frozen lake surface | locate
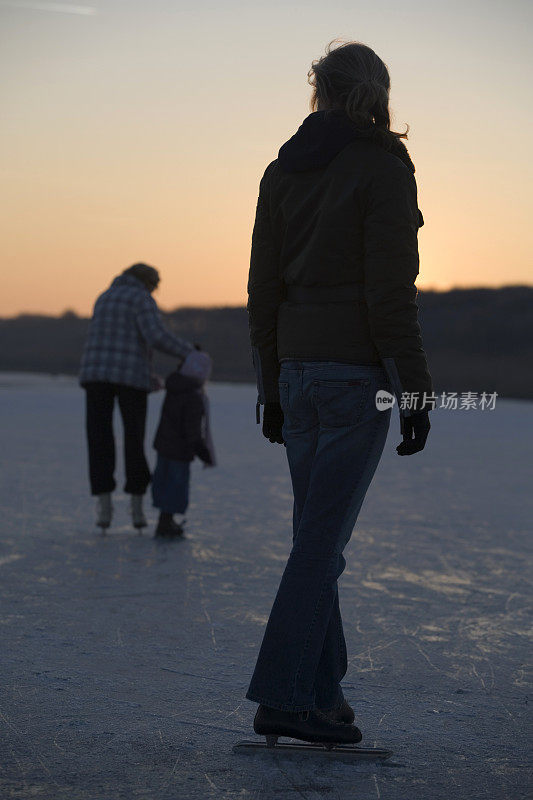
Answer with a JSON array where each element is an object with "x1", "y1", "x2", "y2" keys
[{"x1": 0, "y1": 373, "x2": 531, "y2": 799}]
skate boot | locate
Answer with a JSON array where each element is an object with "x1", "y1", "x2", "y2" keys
[
  {"x1": 154, "y1": 513, "x2": 184, "y2": 539},
  {"x1": 319, "y1": 699, "x2": 355, "y2": 725},
  {"x1": 253, "y1": 705, "x2": 362, "y2": 746},
  {"x1": 96, "y1": 493, "x2": 112, "y2": 529},
  {"x1": 130, "y1": 494, "x2": 147, "y2": 529}
]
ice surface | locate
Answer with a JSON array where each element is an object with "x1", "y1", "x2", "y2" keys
[{"x1": 0, "y1": 374, "x2": 531, "y2": 799}]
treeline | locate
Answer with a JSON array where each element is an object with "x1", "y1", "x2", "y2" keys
[{"x1": 0, "y1": 286, "x2": 531, "y2": 399}]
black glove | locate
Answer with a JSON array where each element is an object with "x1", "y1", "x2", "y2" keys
[
  {"x1": 397, "y1": 410, "x2": 431, "y2": 456},
  {"x1": 262, "y1": 402, "x2": 285, "y2": 445}
]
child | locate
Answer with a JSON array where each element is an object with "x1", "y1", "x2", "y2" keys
[{"x1": 151, "y1": 349, "x2": 216, "y2": 537}]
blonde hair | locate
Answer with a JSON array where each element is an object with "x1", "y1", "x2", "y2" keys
[{"x1": 308, "y1": 40, "x2": 409, "y2": 150}]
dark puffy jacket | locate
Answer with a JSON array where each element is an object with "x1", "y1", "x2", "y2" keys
[
  {"x1": 247, "y1": 109, "x2": 433, "y2": 418},
  {"x1": 153, "y1": 372, "x2": 212, "y2": 463}
]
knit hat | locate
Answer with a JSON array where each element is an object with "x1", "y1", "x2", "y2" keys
[{"x1": 180, "y1": 350, "x2": 212, "y2": 384}]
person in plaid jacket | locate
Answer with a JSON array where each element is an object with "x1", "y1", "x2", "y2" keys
[{"x1": 79, "y1": 262, "x2": 194, "y2": 530}]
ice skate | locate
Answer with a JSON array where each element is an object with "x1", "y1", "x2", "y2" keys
[
  {"x1": 154, "y1": 513, "x2": 184, "y2": 539},
  {"x1": 232, "y1": 705, "x2": 392, "y2": 762},
  {"x1": 95, "y1": 493, "x2": 112, "y2": 529},
  {"x1": 319, "y1": 698, "x2": 355, "y2": 725},
  {"x1": 253, "y1": 705, "x2": 362, "y2": 745},
  {"x1": 130, "y1": 494, "x2": 147, "y2": 529}
]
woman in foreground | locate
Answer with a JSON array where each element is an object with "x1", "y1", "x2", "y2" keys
[{"x1": 246, "y1": 40, "x2": 433, "y2": 746}]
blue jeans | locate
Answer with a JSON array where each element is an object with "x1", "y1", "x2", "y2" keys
[
  {"x1": 246, "y1": 361, "x2": 392, "y2": 712},
  {"x1": 151, "y1": 455, "x2": 190, "y2": 514}
]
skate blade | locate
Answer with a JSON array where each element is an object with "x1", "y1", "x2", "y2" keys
[{"x1": 232, "y1": 740, "x2": 392, "y2": 762}]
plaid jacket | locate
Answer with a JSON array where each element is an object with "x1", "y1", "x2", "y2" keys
[{"x1": 79, "y1": 274, "x2": 193, "y2": 391}]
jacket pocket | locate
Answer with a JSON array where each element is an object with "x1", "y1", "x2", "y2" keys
[{"x1": 313, "y1": 378, "x2": 370, "y2": 428}]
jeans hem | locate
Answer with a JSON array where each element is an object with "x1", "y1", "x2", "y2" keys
[
  {"x1": 316, "y1": 694, "x2": 346, "y2": 711},
  {"x1": 245, "y1": 690, "x2": 314, "y2": 713},
  {"x1": 152, "y1": 504, "x2": 188, "y2": 515}
]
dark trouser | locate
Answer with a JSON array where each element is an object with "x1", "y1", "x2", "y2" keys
[
  {"x1": 84, "y1": 382, "x2": 151, "y2": 496},
  {"x1": 246, "y1": 361, "x2": 392, "y2": 712}
]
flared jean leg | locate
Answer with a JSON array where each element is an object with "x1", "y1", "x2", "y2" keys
[
  {"x1": 285, "y1": 420, "x2": 347, "y2": 711},
  {"x1": 246, "y1": 399, "x2": 391, "y2": 711},
  {"x1": 309, "y1": 419, "x2": 390, "y2": 710},
  {"x1": 312, "y1": 573, "x2": 347, "y2": 710},
  {"x1": 312, "y1": 487, "x2": 369, "y2": 709}
]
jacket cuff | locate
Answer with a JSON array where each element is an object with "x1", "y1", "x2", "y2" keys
[
  {"x1": 251, "y1": 344, "x2": 281, "y2": 422},
  {"x1": 381, "y1": 356, "x2": 435, "y2": 416},
  {"x1": 251, "y1": 345, "x2": 266, "y2": 405}
]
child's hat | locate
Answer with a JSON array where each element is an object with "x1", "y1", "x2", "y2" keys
[{"x1": 180, "y1": 349, "x2": 212, "y2": 383}]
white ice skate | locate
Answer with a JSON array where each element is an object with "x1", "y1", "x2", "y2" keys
[
  {"x1": 130, "y1": 494, "x2": 147, "y2": 529},
  {"x1": 96, "y1": 493, "x2": 113, "y2": 530}
]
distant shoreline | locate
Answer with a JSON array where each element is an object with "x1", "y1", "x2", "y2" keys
[{"x1": 2, "y1": 284, "x2": 532, "y2": 322}]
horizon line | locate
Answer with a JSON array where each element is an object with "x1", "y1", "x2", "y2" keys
[{"x1": 2, "y1": 283, "x2": 532, "y2": 321}]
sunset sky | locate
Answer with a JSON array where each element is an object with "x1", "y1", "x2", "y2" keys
[{"x1": 1, "y1": 0, "x2": 531, "y2": 317}]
